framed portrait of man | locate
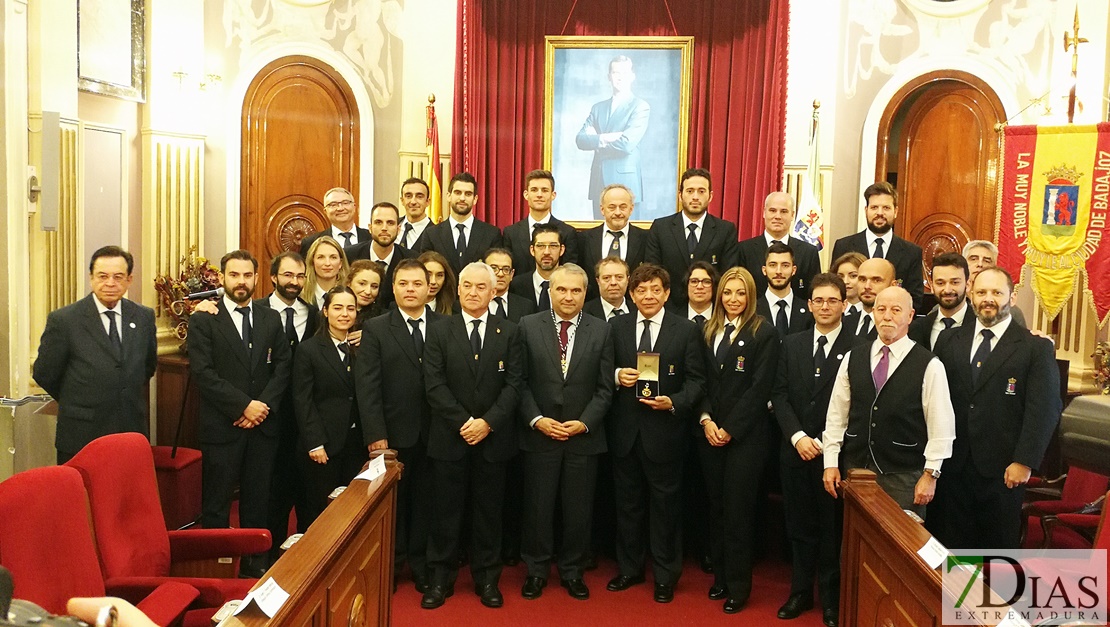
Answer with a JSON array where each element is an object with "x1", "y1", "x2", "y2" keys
[
  {"x1": 78, "y1": 0, "x2": 146, "y2": 101},
  {"x1": 544, "y1": 36, "x2": 694, "y2": 226}
]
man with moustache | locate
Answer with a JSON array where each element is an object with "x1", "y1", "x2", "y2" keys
[
  {"x1": 607, "y1": 264, "x2": 705, "y2": 603},
  {"x1": 484, "y1": 248, "x2": 536, "y2": 324},
  {"x1": 830, "y1": 182, "x2": 924, "y2": 309},
  {"x1": 421, "y1": 263, "x2": 523, "y2": 610},
  {"x1": 645, "y1": 168, "x2": 739, "y2": 307},
  {"x1": 509, "y1": 225, "x2": 564, "y2": 312},
  {"x1": 580, "y1": 184, "x2": 648, "y2": 300},
  {"x1": 399, "y1": 177, "x2": 433, "y2": 250},
  {"x1": 357, "y1": 259, "x2": 445, "y2": 592},
  {"x1": 737, "y1": 192, "x2": 821, "y2": 297},
  {"x1": 846, "y1": 258, "x2": 896, "y2": 344},
  {"x1": 345, "y1": 202, "x2": 411, "y2": 309},
  {"x1": 188, "y1": 250, "x2": 292, "y2": 577},
  {"x1": 517, "y1": 264, "x2": 614, "y2": 601},
  {"x1": 756, "y1": 242, "x2": 814, "y2": 338},
  {"x1": 931, "y1": 268, "x2": 1059, "y2": 550},
  {"x1": 503, "y1": 170, "x2": 579, "y2": 273},
  {"x1": 908, "y1": 253, "x2": 974, "y2": 350},
  {"x1": 417, "y1": 172, "x2": 503, "y2": 276},
  {"x1": 300, "y1": 187, "x2": 371, "y2": 255},
  {"x1": 771, "y1": 273, "x2": 851, "y2": 627},
  {"x1": 822, "y1": 286, "x2": 955, "y2": 516},
  {"x1": 584, "y1": 256, "x2": 631, "y2": 320}
]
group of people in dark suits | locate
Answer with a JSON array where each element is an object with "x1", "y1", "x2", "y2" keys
[{"x1": 32, "y1": 172, "x2": 1061, "y2": 625}]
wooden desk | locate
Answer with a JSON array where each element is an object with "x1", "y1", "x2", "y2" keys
[
  {"x1": 155, "y1": 354, "x2": 199, "y2": 449},
  {"x1": 222, "y1": 461, "x2": 401, "y2": 627}
]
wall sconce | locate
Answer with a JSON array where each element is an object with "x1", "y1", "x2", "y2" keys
[{"x1": 171, "y1": 68, "x2": 223, "y2": 92}]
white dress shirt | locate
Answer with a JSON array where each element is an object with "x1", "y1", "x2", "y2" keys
[
  {"x1": 403, "y1": 310, "x2": 428, "y2": 342},
  {"x1": 765, "y1": 290, "x2": 796, "y2": 326},
  {"x1": 682, "y1": 212, "x2": 705, "y2": 244},
  {"x1": 402, "y1": 216, "x2": 432, "y2": 249},
  {"x1": 223, "y1": 296, "x2": 252, "y2": 342},
  {"x1": 269, "y1": 293, "x2": 309, "y2": 341},
  {"x1": 93, "y1": 297, "x2": 124, "y2": 341},
  {"x1": 864, "y1": 230, "x2": 893, "y2": 258},
  {"x1": 930, "y1": 300, "x2": 968, "y2": 348},
  {"x1": 688, "y1": 303, "x2": 712, "y2": 321},
  {"x1": 602, "y1": 225, "x2": 631, "y2": 260},
  {"x1": 602, "y1": 298, "x2": 629, "y2": 319},
  {"x1": 763, "y1": 232, "x2": 789, "y2": 247},
  {"x1": 489, "y1": 293, "x2": 510, "y2": 318},
  {"x1": 970, "y1": 314, "x2": 1013, "y2": 362},
  {"x1": 461, "y1": 310, "x2": 488, "y2": 347},
  {"x1": 330, "y1": 225, "x2": 359, "y2": 246},
  {"x1": 448, "y1": 214, "x2": 475, "y2": 249}
]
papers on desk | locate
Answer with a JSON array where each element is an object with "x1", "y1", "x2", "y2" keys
[
  {"x1": 353, "y1": 454, "x2": 386, "y2": 482},
  {"x1": 233, "y1": 578, "x2": 290, "y2": 618},
  {"x1": 917, "y1": 535, "x2": 948, "y2": 570}
]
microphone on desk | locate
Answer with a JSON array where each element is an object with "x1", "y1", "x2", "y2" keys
[{"x1": 186, "y1": 287, "x2": 225, "y2": 300}]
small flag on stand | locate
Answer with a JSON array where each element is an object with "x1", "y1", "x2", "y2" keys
[
  {"x1": 426, "y1": 95, "x2": 443, "y2": 223},
  {"x1": 794, "y1": 100, "x2": 825, "y2": 249}
]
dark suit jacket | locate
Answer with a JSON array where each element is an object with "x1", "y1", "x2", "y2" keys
[
  {"x1": 831, "y1": 231, "x2": 924, "y2": 309},
  {"x1": 503, "y1": 217, "x2": 580, "y2": 273},
  {"x1": 343, "y1": 243, "x2": 413, "y2": 308},
  {"x1": 908, "y1": 304, "x2": 975, "y2": 350},
  {"x1": 517, "y1": 311, "x2": 614, "y2": 456},
  {"x1": 756, "y1": 296, "x2": 814, "y2": 336},
  {"x1": 424, "y1": 315, "x2": 522, "y2": 463},
  {"x1": 609, "y1": 311, "x2": 705, "y2": 463},
  {"x1": 292, "y1": 334, "x2": 358, "y2": 456},
  {"x1": 702, "y1": 317, "x2": 780, "y2": 440},
  {"x1": 579, "y1": 224, "x2": 647, "y2": 300},
  {"x1": 933, "y1": 322, "x2": 1060, "y2": 478},
  {"x1": 645, "y1": 213, "x2": 739, "y2": 306},
  {"x1": 771, "y1": 327, "x2": 855, "y2": 460},
  {"x1": 583, "y1": 297, "x2": 629, "y2": 321},
  {"x1": 300, "y1": 226, "x2": 372, "y2": 257},
  {"x1": 575, "y1": 96, "x2": 650, "y2": 204},
  {"x1": 356, "y1": 308, "x2": 445, "y2": 449},
  {"x1": 509, "y1": 272, "x2": 555, "y2": 309},
  {"x1": 416, "y1": 217, "x2": 503, "y2": 276},
  {"x1": 188, "y1": 303, "x2": 293, "y2": 444},
  {"x1": 490, "y1": 292, "x2": 536, "y2": 324},
  {"x1": 254, "y1": 295, "x2": 319, "y2": 344},
  {"x1": 33, "y1": 295, "x2": 158, "y2": 455},
  {"x1": 737, "y1": 235, "x2": 822, "y2": 297}
]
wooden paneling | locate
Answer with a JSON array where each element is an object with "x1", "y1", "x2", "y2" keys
[{"x1": 154, "y1": 354, "x2": 198, "y2": 449}]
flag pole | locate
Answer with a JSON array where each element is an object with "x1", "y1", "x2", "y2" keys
[{"x1": 426, "y1": 94, "x2": 443, "y2": 223}]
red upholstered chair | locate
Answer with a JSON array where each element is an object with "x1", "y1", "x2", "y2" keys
[
  {"x1": 0, "y1": 465, "x2": 199, "y2": 626},
  {"x1": 1023, "y1": 467, "x2": 1109, "y2": 548},
  {"x1": 151, "y1": 445, "x2": 203, "y2": 530},
  {"x1": 65, "y1": 433, "x2": 269, "y2": 608}
]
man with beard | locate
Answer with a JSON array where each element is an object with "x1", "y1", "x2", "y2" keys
[
  {"x1": 830, "y1": 183, "x2": 924, "y2": 309},
  {"x1": 188, "y1": 250, "x2": 292, "y2": 577},
  {"x1": 399, "y1": 178, "x2": 433, "y2": 250},
  {"x1": 737, "y1": 192, "x2": 821, "y2": 297},
  {"x1": 503, "y1": 170, "x2": 579, "y2": 273},
  {"x1": 756, "y1": 242, "x2": 814, "y2": 338},
  {"x1": 961, "y1": 240, "x2": 1027, "y2": 328},
  {"x1": 417, "y1": 172, "x2": 503, "y2": 276},
  {"x1": 909, "y1": 253, "x2": 974, "y2": 350},
  {"x1": 584, "y1": 256, "x2": 631, "y2": 320},
  {"x1": 300, "y1": 187, "x2": 371, "y2": 255},
  {"x1": 846, "y1": 258, "x2": 895, "y2": 344},
  {"x1": 345, "y1": 202, "x2": 412, "y2": 309},
  {"x1": 509, "y1": 224, "x2": 564, "y2": 312},
  {"x1": 931, "y1": 268, "x2": 1059, "y2": 549},
  {"x1": 484, "y1": 248, "x2": 536, "y2": 323},
  {"x1": 822, "y1": 286, "x2": 955, "y2": 516},
  {"x1": 645, "y1": 168, "x2": 739, "y2": 308},
  {"x1": 579, "y1": 184, "x2": 648, "y2": 300}
]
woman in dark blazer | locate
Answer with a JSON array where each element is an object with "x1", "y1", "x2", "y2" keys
[
  {"x1": 293, "y1": 286, "x2": 366, "y2": 525},
  {"x1": 346, "y1": 259, "x2": 386, "y2": 347},
  {"x1": 697, "y1": 266, "x2": 781, "y2": 614}
]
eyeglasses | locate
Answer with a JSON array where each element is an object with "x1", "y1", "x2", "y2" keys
[
  {"x1": 278, "y1": 272, "x2": 307, "y2": 281},
  {"x1": 688, "y1": 278, "x2": 713, "y2": 287},
  {"x1": 325, "y1": 200, "x2": 355, "y2": 209},
  {"x1": 810, "y1": 298, "x2": 843, "y2": 307},
  {"x1": 489, "y1": 265, "x2": 513, "y2": 275},
  {"x1": 532, "y1": 243, "x2": 562, "y2": 251}
]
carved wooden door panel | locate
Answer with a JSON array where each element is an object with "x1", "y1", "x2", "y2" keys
[
  {"x1": 241, "y1": 55, "x2": 360, "y2": 294},
  {"x1": 878, "y1": 74, "x2": 1004, "y2": 279}
]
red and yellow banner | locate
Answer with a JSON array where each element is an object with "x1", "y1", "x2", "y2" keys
[
  {"x1": 998, "y1": 123, "x2": 1110, "y2": 327},
  {"x1": 426, "y1": 101, "x2": 443, "y2": 223}
]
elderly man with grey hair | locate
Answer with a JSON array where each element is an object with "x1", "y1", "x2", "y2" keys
[
  {"x1": 960, "y1": 240, "x2": 1026, "y2": 327},
  {"x1": 579, "y1": 184, "x2": 648, "y2": 300}
]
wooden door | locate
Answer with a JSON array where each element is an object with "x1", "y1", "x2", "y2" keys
[
  {"x1": 877, "y1": 73, "x2": 1005, "y2": 279},
  {"x1": 241, "y1": 55, "x2": 360, "y2": 293}
]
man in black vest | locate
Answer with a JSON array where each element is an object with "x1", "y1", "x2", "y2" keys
[{"x1": 821, "y1": 286, "x2": 955, "y2": 516}]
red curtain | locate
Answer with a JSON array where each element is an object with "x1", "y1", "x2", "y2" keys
[{"x1": 451, "y1": 0, "x2": 789, "y2": 239}]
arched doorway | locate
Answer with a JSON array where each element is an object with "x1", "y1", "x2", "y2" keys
[
  {"x1": 240, "y1": 55, "x2": 360, "y2": 294},
  {"x1": 876, "y1": 70, "x2": 1005, "y2": 278}
]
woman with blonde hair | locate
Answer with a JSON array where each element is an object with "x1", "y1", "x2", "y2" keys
[
  {"x1": 303, "y1": 236, "x2": 350, "y2": 306},
  {"x1": 417, "y1": 250, "x2": 456, "y2": 315},
  {"x1": 697, "y1": 266, "x2": 781, "y2": 614}
]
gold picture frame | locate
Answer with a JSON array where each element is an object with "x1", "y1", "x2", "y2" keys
[
  {"x1": 544, "y1": 36, "x2": 694, "y2": 229},
  {"x1": 78, "y1": 0, "x2": 146, "y2": 102}
]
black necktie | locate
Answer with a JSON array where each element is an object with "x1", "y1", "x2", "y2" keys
[
  {"x1": 339, "y1": 232, "x2": 354, "y2": 248},
  {"x1": 638, "y1": 320, "x2": 652, "y2": 352},
  {"x1": 872, "y1": 238, "x2": 885, "y2": 259},
  {"x1": 814, "y1": 335, "x2": 828, "y2": 378},
  {"x1": 235, "y1": 306, "x2": 252, "y2": 351},
  {"x1": 409, "y1": 318, "x2": 423, "y2": 358},
  {"x1": 775, "y1": 301, "x2": 789, "y2": 337},
  {"x1": 857, "y1": 315, "x2": 872, "y2": 339},
  {"x1": 686, "y1": 224, "x2": 698, "y2": 258},
  {"x1": 470, "y1": 320, "x2": 482, "y2": 359},
  {"x1": 105, "y1": 311, "x2": 121, "y2": 357},
  {"x1": 942, "y1": 317, "x2": 956, "y2": 330},
  {"x1": 284, "y1": 307, "x2": 298, "y2": 346},
  {"x1": 402, "y1": 222, "x2": 414, "y2": 248},
  {"x1": 971, "y1": 328, "x2": 995, "y2": 385},
  {"x1": 494, "y1": 296, "x2": 506, "y2": 319},
  {"x1": 338, "y1": 341, "x2": 350, "y2": 367},
  {"x1": 609, "y1": 230, "x2": 623, "y2": 258},
  {"x1": 455, "y1": 224, "x2": 467, "y2": 259},
  {"x1": 693, "y1": 314, "x2": 706, "y2": 325},
  {"x1": 716, "y1": 323, "x2": 735, "y2": 366},
  {"x1": 539, "y1": 280, "x2": 550, "y2": 310},
  {"x1": 611, "y1": 307, "x2": 625, "y2": 319}
]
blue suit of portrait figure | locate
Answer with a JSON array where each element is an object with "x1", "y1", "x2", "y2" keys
[{"x1": 575, "y1": 55, "x2": 650, "y2": 209}]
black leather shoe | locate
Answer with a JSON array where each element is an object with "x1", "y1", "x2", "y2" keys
[
  {"x1": 521, "y1": 576, "x2": 546, "y2": 599},
  {"x1": 476, "y1": 583, "x2": 503, "y2": 608},
  {"x1": 412, "y1": 574, "x2": 430, "y2": 594},
  {"x1": 561, "y1": 578, "x2": 590, "y2": 600},
  {"x1": 823, "y1": 607, "x2": 839, "y2": 627},
  {"x1": 699, "y1": 554, "x2": 714, "y2": 574},
  {"x1": 723, "y1": 597, "x2": 747, "y2": 614},
  {"x1": 778, "y1": 592, "x2": 814, "y2": 619},
  {"x1": 653, "y1": 583, "x2": 674, "y2": 603},
  {"x1": 708, "y1": 584, "x2": 727, "y2": 600},
  {"x1": 606, "y1": 574, "x2": 645, "y2": 591},
  {"x1": 420, "y1": 585, "x2": 453, "y2": 610}
]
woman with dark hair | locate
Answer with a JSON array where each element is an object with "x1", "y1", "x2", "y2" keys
[
  {"x1": 697, "y1": 266, "x2": 781, "y2": 614},
  {"x1": 345, "y1": 260, "x2": 386, "y2": 347},
  {"x1": 292, "y1": 286, "x2": 365, "y2": 525},
  {"x1": 418, "y1": 250, "x2": 456, "y2": 315}
]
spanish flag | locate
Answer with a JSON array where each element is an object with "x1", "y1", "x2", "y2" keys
[
  {"x1": 998, "y1": 123, "x2": 1110, "y2": 326},
  {"x1": 427, "y1": 101, "x2": 443, "y2": 223}
]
